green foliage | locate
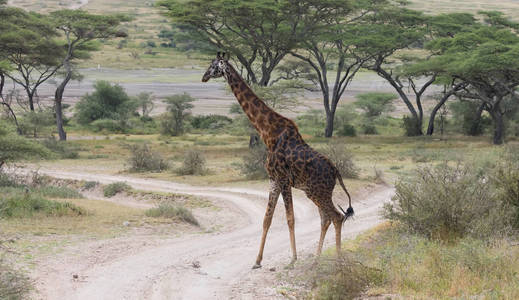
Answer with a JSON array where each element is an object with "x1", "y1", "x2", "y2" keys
[
  {"x1": 176, "y1": 150, "x2": 207, "y2": 176},
  {"x1": 402, "y1": 115, "x2": 422, "y2": 136},
  {"x1": 36, "y1": 186, "x2": 83, "y2": 199},
  {"x1": 384, "y1": 163, "x2": 512, "y2": 240},
  {"x1": 322, "y1": 141, "x2": 359, "y2": 179},
  {"x1": 0, "y1": 121, "x2": 52, "y2": 164},
  {"x1": 145, "y1": 203, "x2": 199, "y2": 226},
  {"x1": 40, "y1": 137, "x2": 79, "y2": 159},
  {"x1": 336, "y1": 124, "x2": 357, "y2": 137},
  {"x1": 449, "y1": 101, "x2": 491, "y2": 136},
  {"x1": 103, "y1": 182, "x2": 131, "y2": 197},
  {"x1": 361, "y1": 124, "x2": 378, "y2": 135},
  {"x1": 82, "y1": 181, "x2": 99, "y2": 190},
  {"x1": 126, "y1": 143, "x2": 169, "y2": 172},
  {"x1": 190, "y1": 114, "x2": 232, "y2": 130},
  {"x1": 18, "y1": 110, "x2": 55, "y2": 137},
  {"x1": 239, "y1": 143, "x2": 268, "y2": 180},
  {"x1": 90, "y1": 118, "x2": 125, "y2": 133},
  {"x1": 0, "y1": 187, "x2": 85, "y2": 218},
  {"x1": 133, "y1": 92, "x2": 154, "y2": 117},
  {"x1": 75, "y1": 81, "x2": 137, "y2": 127},
  {"x1": 160, "y1": 93, "x2": 195, "y2": 136},
  {"x1": 354, "y1": 92, "x2": 396, "y2": 118}
]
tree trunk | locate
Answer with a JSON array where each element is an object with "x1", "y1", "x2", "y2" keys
[
  {"x1": 54, "y1": 59, "x2": 72, "y2": 141},
  {"x1": 468, "y1": 103, "x2": 485, "y2": 136},
  {"x1": 325, "y1": 111, "x2": 334, "y2": 138},
  {"x1": 489, "y1": 107, "x2": 505, "y2": 145}
]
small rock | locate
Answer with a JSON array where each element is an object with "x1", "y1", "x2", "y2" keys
[
  {"x1": 72, "y1": 274, "x2": 79, "y2": 279},
  {"x1": 192, "y1": 261, "x2": 201, "y2": 268},
  {"x1": 269, "y1": 267, "x2": 276, "y2": 272},
  {"x1": 123, "y1": 221, "x2": 130, "y2": 227}
]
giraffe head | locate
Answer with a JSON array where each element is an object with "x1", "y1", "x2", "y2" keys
[{"x1": 201, "y1": 52, "x2": 229, "y2": 82}]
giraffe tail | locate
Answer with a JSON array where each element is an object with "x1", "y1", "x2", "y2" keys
[{"x1": 336, "y1": 170, "x2": 354, "y2": 221}]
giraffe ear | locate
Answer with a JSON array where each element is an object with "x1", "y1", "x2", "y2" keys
[{"x1": 216, "y1": 52, "x2": 221, "y2": 59}]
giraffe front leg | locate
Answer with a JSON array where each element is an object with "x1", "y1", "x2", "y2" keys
[
  {"x1": 253, "y1": 181, "x2": 280, "y2": 269},
  {"x1": 282, "y1": 187, "x2": 297, "y2": 267}
]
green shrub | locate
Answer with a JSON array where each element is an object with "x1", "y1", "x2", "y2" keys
[
  {"x1": 239, "y1": 143, "x2": 268, "y2": 180},
  {"x1": 383, "y1": 163, "x2": 512, "y2": 240},
  {"x1": 176, "y1": 150, "x2": 207, "y2": 175},
  {"x1": 160, "y1": 93, "x2": 195, "y2": 136},
  {"x1": 75, "y1": 81, "x2": 137, "y2": 126},
  {"x1": 361, "y1": 124, "x2": 378, "y2": 135},
  {"x1": 126, "y1": 143, "x2": 169, "y2": 172},
  {"x1": 491, "y1": 148, "x2": 519, "y2": 227},
  {"x1": 18, "y1": 110, "x2": 54, "y2": 137},
  {"x1": 145, "y1": 203, "x2": 199, "y2": 226},
  {"x1": 0, "y1": 259, "x2": 31, "y2": 299},
  {"x1": 336, "y1": 124, "x2": 356, "y2": 137},
  {"x1": 41, "y1": 138, "x2": 79, "y2": 159},
  {"x1": 322, "y1": 141, "x2": 359, "y2": 179},
  {"x1": 190, "y1": 114, "x2": 232, "y2": 130},
  {"x1": 103, "y1": 182, "x2": 131, "y2": 197},
  {"x1": 82, "y1": 181, "x2": 99, "y2": 190},
  {"x1": 90, "y1": 119, "x2": 125, "y2": 133},
  {"x1": 402, "y1": 115, "x2": 422, "y2": 136},
  {"x1": 0, "y1": 187, "x2": 85, "y2": 218}
]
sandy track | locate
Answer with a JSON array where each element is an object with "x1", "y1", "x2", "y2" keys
[{"x1": 33, "y1": 169, "x2": 393, "y2": 299}]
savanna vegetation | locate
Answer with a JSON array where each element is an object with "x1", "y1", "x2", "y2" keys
[{"x1": 1, "y1": 0, "x2": 519, "y2": 298}]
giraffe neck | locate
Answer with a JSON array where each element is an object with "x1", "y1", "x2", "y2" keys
[{"x1": 223, "y1": 62, "x2": 294, "y2": 149}]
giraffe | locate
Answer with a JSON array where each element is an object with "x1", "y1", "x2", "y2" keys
[{"x1": 202, "y1": 52, "x2": 354, "y2": 269}]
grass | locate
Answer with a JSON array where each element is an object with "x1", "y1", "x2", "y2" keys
[
  {"x1": 0, "y1": 258, "x2": 31, "y2": 300},
  {"x1": 344, "y1": 224, "x2": 519, "y2": 299},
  {"x1": 145, "y1": 203, "x2": 199, "y2": 226},
  {"x1": 0, "y1": 187, "x2": 85, "y2": 218}
]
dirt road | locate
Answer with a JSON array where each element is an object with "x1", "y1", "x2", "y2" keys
[{"x1": 32, "y1": 169, "x2": 393, "y2": 299}]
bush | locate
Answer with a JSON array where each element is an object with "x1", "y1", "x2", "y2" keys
[
  {"x1": 361, "y1": 124, "x2": 378, "y2": 135},
  {"x1": 190, "y1": 114, "x2": 232, "y2": 130},
  {"x1": 126, "y1": 143, "x2": 169, "y2": 172},
  {"x1": 383, "y1": 163, "x2": 512, "y2": 240},
  {"x1": 0, "y1": 259, "x2": 31, "y2": 299},
  {"x1": 491, "y1": 148, "x2": 519, "y2": 227},
  {"x1": 0, "y1": 187, "x2": 85, "y2": 218},
  {"x1": 309, "y1": 254, "x2": 380, "y2": 300},
  {"x1": 354, "y1": 92, "x2": 396, "y2": 118},
  {"x1": 90, "y1": 119, "x2": 125, "y2": 133},
  {"x1": 19, "y1": 110, "x2": 54, "y2": 137},
  {"x1": 145, "y1": 203, "x2": 199, "y2": 225},
  {"x1": 336, "y1": 124, "x2": 357, "y2": 137},
  {"x1": 402, "y1": 115, "x2": 422, "y2": 136},
  {"x1": 239, "y1": 143, "x2": 268, "y2": 180},
  {"x1": 0, "y1": 124, "x2": 52, "y2": 165},
  {"x1": 103, "y1": 182, "x2": 131, "y2": 197},
  {"x1": 82, "y1": 181, "x2": 99, "y2": 190},
  {"x1": 75, "y1": 81, "x2": 137, "y2": 127},
  {"x1": 160, "y1": 93, "x2": 195, "y2": 136},
  {"x1": 322, "y1": 141, "x2": 359, "y2": 179},
  {"x1": 41, "y1": 137, "x2": 79, "y2": 159},
  {"x1": 176, "y1": 150, "x2": 207, "y2": 175}
]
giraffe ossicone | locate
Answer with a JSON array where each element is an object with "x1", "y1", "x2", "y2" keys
[{"x1": 202, "y1": 52, "x2": 354, "y2": 269}]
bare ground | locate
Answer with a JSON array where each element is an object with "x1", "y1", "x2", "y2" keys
[{"x1": 27, "y1": 168, "x2": 393, "y2": 299}]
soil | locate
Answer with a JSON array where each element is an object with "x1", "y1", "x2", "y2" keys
[{"x1": 29, "y1": 168, "x2": 394, "y2": 299}]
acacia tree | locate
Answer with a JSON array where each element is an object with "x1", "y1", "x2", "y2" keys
[
  {"x1": 289, "y1": 0, "x2": 383, "y2": 137},
  {"x1": 361, "y1": 8, "x2": 476, "y2": 135},
  {"x1": 0, "y1": 7, "x2": 63, "y2": 111},
  {"x1": 51, "y1": 10, "x2": 128, "y2": 140},
  {"x1": 413, "y1": 12, "x2": 519, "y2": 144}
]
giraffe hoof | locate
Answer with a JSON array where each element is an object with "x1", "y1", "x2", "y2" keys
[{"x1": 252, "y1": 263, "x2": 262, "y2": 269}]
